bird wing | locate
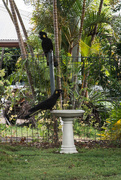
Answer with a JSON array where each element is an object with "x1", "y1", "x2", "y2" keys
[
  {"x1": 24, "y1": 96, "x2": 57, "y2": 119},
  {"x1": 28, "y1": 94, "x2": 58, "y2": 113},
  {"x1": 24, "y1": 90, "x2": 62, "y2": 119},
  {"x1": 42, "y1": 38, "x2": 53, "y2": 53}
]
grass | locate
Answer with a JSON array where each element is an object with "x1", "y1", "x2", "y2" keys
[{"x1": 0, "y1": 144, "x2": 121, "y2": 180}]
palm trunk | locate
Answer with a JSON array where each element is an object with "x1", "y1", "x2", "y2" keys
[
  {"x1": 13, "y1": 0, "x2": 34, "y2": 57},
  {"x1": 76, "y1": 0, "x2": 86, "y2": 58},
  {"x1": 2, "y1": 0, "x2": 13, "y2": 20},
  {"x1": 53, "y1": 0, "x2": 62, "y2": 144},
  {"x1": 73, "y1": 0, "x2": 86, "y2": 107},
  {"x1": 3, "y1": 0, "x2": 34, "y2": 57},
  {"x1": 53, "y1": 0, "x2": 61, "y2": 90},
  {"x1": 9, "y1": 0, "x2": 35, "y2": 99},
  {"x1": 0, "y1": 48, "x2": 4, "y2": 70},
  {"x1": 53, "y1": 0, "x2": 62, "y2": 105}
]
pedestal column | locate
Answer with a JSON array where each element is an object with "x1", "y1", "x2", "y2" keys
[{"x1": 60, "y1": 117, "x2": 77, "y2": 154}]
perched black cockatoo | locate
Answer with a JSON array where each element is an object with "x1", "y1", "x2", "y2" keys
[
  {"x1": 39, "y1": 31, "x2": 58, "y2": 67},
  {"x1": 24, "y1": 89, "x2": 63, "y2": 119}
]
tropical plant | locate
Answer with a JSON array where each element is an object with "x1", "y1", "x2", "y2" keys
[
  {"x1": 0, "y1": 69, "x2": 10, "y2": 105},
  {"x1": 100, "y1": 103, "x2": 121, "y2": 140}
]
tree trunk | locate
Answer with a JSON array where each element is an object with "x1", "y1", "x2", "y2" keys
[
  {"x1": 53, "y1": 0, "x2": 62, "y2": 144},
  {"x1": 9, "y1": 0, "x2": 35, "y2": 99},
  {"x1": 13, "y1": 0, "x2": 34, "y2": 57},
  {"x1": 2, "y1": 0, "x2": 13, "y2": 20},
  {"x1": 53, "y1": 0, "x2": 61, "y2": 89},
  {"x1": 0, "y1": 48, "x2": 4, "y2": 70},
  {"x1": 76, "y1": 0, "x2": 86, "y2": 58},
  {"x1": 53, "y1": 0, "x2": 62, "y2": 104},
  {"x1": 72, "y1": 0, "x2": 86, "y2": 107},
  {"x1": 3, "y1": 0, "x2": 34, "y2": 57}
]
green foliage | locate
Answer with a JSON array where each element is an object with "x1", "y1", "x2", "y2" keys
[
  {"x1": 27, "y1": 34, "x2": 42, "y2": 53},
  {"x1": 73, "y1": 118, "x2": 100, "y2": 139},
  {"x1": 0, "y1": 69, "x2": 10, "y2": 107},
  {"x1": 100, "y1": 103, "x2": 121, "y2": 140},
  {"x1": 36, "y1": 110, "x2": 54, "y2": 138},
  {"x1": 116, "y1": 42, "x2": 121, "y2": 56},
  {"x1": 79, "y1": 39, "x2": 100, "y2": 56},
  {"x1": 1, "y1": 48, "x2": 20, "y2": 77},
  {"x1": 0, "y1": 124, "x2": 41, "y2": 140},
  {"x1": 83, "y1": 56, "x2": 121, "y2": 97}
]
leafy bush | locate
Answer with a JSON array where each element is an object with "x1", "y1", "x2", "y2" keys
[
  {"x1": 73, "y1": 118, "x2": 100, "y2": 139},
  {"x1": 0, "y1": 69, "x2": 10, "y2": 107},
  {"x1": 100, "y1": 103, "x2": 121, "y2": 140}
]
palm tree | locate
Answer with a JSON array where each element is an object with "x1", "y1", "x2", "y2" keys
[
  {"x1": 13, "y1": 0, "x2": 34, "y2": 56},
  {"x1": 2, "y1": 0, "x2": 13, "y2": 20},
  {"x1": 84, "y1": 0, "x2": 103, "y2": 97},
  {"x1": 53, "y1": 0, "x2": 61, "y2": 90},
  {"x1": 71, "y1": 0, "x2": 86, "y2": 107},
  {"x1": 0, "y1": 48, "x2": 4, "y2": 70},
  {"x1": 82, "y1": 0, "x2": 104, "y2": 98},
  {"x1": 53, "y1": 0, "x2": 62, "y2": 144},
  {"x1": 9, "y1": 0, "x2": 35, "y2": 99},
  {"x1": 53, "y1": 0, "x2": 63, "y2": 110},
  {"x1": 76, "y1": 0, "x2": 86, "y2": 58},
  {"x1": 2, "y1": 0, "x2": 34, "y2": 56}
]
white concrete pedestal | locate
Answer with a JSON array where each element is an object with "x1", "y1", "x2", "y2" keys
[{"x1": 51, "y1": 110, "x2": 85, "y2": 154}]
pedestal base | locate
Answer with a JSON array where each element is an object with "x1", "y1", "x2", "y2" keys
[{"x1": 60, "y1": 145, "x2": 78, "y2": 154}]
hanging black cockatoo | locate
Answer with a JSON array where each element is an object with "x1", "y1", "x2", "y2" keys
[
  {"x1": 24, "y1": 89, "x2": 63, "y2": 119},
  {"x1": 39, "y1": 31, "x2": 58, "y2": 67}
]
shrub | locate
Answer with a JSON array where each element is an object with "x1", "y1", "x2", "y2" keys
[{"x1": 100, "y1": 103, "x2": 121, "y2": 140}]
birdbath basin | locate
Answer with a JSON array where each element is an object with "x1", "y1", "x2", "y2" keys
[{"x1": 51, "y1": 110, "x2": 85, "y2": 154}]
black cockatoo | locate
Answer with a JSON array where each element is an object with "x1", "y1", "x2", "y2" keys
[
  {"x1": 39, "y1": 31, "x2": 58, "y2": 67},
  {"x1": 24, "y1": 89, "x2": 63, "y2": 119}
]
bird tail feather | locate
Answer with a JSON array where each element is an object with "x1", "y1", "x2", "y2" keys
[
  {"x1": 28, "y1": 106, "x2": 39, "y2": 112},
  {"x1": 24, "y1": 109, "x2": 41, "y2": 119},
  {"x1": 24, "y1": 113, "x2": 31, "y2": 119}
]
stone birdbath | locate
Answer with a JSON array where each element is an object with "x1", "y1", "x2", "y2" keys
[{"x1": 51, "y1": 110, "x2": 85, "y2": 154}]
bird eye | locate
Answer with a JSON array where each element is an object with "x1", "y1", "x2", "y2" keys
[
  {"x1": 43, "y1": 35, "x2": 46, "y2": 38},
  {"x1": 55, "y1": 91, "x2": 58, "y2": 94}
]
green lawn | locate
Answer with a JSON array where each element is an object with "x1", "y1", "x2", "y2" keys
[{"x1": 0, "y1": 144, "x2": 121, "y2": 180}]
